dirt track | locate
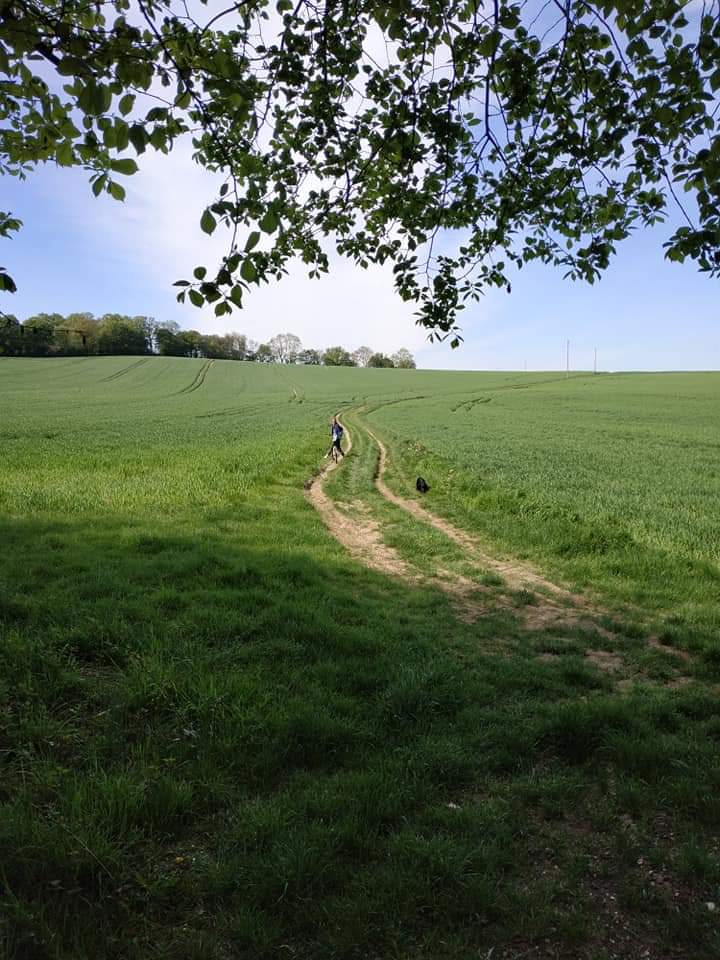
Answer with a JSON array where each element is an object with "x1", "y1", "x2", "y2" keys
[
  {"x1": 306, "y1": 417, "x2": 620, "y2": 636},
  {"x1": 305, "y1": 424, "x2": 417, "y2": 580},
  {"x1": 304, "y1": 414, "x2": 700, "y2": 690},
  {"x1": 365, "y1": 427, "x2": 619, "y2": 634}
]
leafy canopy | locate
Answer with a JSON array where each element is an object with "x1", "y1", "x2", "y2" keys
[
  {"x1": 1, "y1": 0, "x2": 719, "y2": 341},
  {"x1": 322, "y1": 345, "x2": 356, "y2": 366}
]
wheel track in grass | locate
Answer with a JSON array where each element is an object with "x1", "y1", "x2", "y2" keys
[
  {"x1": 306, "y1": 413, "x2": 695, "y2": 684},
  {"x1": 174, "y1": 359, "x2": 215, "y2": 395},
  {"x1": 447, "y1": 372, "x2": 636, "y2": 413},
  {"x1": 449, "y1": 373, "x2": 588, "y2": 412},
  {"x1": 100, "y1": 357, "x2": 151, "y2": 383},
  {"x1": 364, "y1": 423, "x2": 615, "y2": 634},
  {"x1": 305, "y1": 422, "x2": 416, "y2": 581},
  {"x1": 364, "y1": 420, "x2": 700, "y2": 679},
  {"x1": 305, "y1": 415, "x2": 602, "y2": 630}
]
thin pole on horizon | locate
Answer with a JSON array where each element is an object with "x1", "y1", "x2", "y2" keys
[
  {"x1": 594, "y1": 347, "x2": 597, "y2": 374},
  {"x1": 566, "y1": 339, "x2": 570, "y2": 378}
]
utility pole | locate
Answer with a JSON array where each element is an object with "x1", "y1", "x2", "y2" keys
[
  {"x1": 566, "y1": 339, "x2": 570, "y2": 378},
  {"x1": 594, "y1": 347, "x2": 597, "y2": 374}
]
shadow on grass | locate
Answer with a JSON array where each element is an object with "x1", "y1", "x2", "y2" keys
[{"x1": 2, "y1": 512, "x2": 720, "y2": 960}]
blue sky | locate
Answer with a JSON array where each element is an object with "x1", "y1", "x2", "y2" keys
[{"x1": 4, "y1": 145, "x2": 718, "y2": 371}]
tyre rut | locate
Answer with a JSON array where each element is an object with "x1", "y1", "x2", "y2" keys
[
  {"x1": 175, "y1": 359, "x2": 215, "y2": 395},
  {"x1": 305, "y1": 420, "x2": 522, "y2": 623},
  {"x1": 365, "y1": 424, "x2": 615, "y2": 635},
  {"x1": 305, "y1": 423, "x2": 416, "y2": 580},
  {"x1": 306, "y1": 415, "x2": 693, "y2": 686},
  {"x1": 101, "y1": 358, "x2": 150, "y2": 382}
]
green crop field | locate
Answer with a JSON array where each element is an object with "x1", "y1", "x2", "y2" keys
[
  {"x1": 368, "y1": 371, "x2": 720, "y2": 655},
  {"x1": 1, "y1": 357, "x2": 719, "y2": 960}
]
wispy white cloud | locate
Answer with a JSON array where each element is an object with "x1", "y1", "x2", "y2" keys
[{"x1": 43, "y1": 139, "x2": 435, "y2": 356}]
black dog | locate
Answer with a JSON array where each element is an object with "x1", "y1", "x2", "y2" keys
[{"x1": 416, "y1": 477, "x2": 430, "y2": 494}]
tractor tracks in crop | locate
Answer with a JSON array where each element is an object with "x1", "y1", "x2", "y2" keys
[
  {"x1": 100, "y1": 358, "x2": 151, "y2": 382},
  {"x1": 364, "y1": 424, "x2": 615, "y2": 635},
  {"x1": 448, "y1": 371, "x2": 638, "y2": 414},
  {"x1": 306, "y1": 411, "x2": 695, "y2": 686},
  {"x1": 305, "y1": 424, "x2": 416, "y2": 580},
  {"x1": 306, "y1": 413, "x2": 608, "y2": 632},
  {"x1": 175, "y1": 359, "x2": 215, "y2": 396},
  {"x1": 449, "y1": 374, "x2": 589, "y2": 413}
]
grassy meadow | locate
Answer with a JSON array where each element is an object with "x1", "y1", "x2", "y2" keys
[{"x1": 1, "y1": 357, "x2": 719, "y2": 960}]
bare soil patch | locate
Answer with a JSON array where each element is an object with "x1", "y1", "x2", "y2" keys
[
  {"x1": 586, "y1": 649, "x2": 624, "y2": 673},
  {"x1": 305, "y1": 425, "x2": 416, "y2": 581}
]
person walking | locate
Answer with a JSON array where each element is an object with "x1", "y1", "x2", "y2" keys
[{"x1": 327, "y1": 415, "x2": 345, "y2": 460}]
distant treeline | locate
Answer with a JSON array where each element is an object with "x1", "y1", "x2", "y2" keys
[{"x1": 0, "y1": 314, "x2": 416, "y2": 368}]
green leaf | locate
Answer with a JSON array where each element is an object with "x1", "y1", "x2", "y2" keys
[
  {"x1": 109, "y1": 181, "x2": 126, "y2": 201},
  {"x1": 79, "y1": 82, "x2": 111, "y2": 117},
  {"x1": 201, "y1": 209, "x2": 217, "y2": 235},
  {"x1": 0, "y1": 270, "x2": 17, "y2": 293},
  {"x1": 55, "y1": 141, "x2": 73, "y2": 166},
  {"x1": 110, "y1": 158, "x2": 139, "y2": 175},
  {"x1": 91, "y1": 174, "x2": 107, "y2": 196},
  {"x1": 240, "y1": 258, "x2": 257, "y2": 282},
  {"x1": 200, "y1": 282, "x2": 221, "y2": 302},
  {"x1": 149, "y1": 127, "x2": 167, "y2": 151},
  {"x1": 115, "y1": 121, "x2": 130, "y2": 152},
  {"x1": 128, "y1": 125, "x2": 148, "y2": 154},
  {"x1": 188, "y1": 289, "x2": 204, "y2": 307},
  {"x1": 245, "y1": 231, "x2": 261, "y2": 252},
  {"x1": 259, "y1": 209, "x2": 278, "y2": 234},
  {"x1": 193, "y1": 266, "x2": 207, "y2": 280},
  {"x1": 77, "y1": 83, "x2": 93, "y2": 115},
  {"x1": 230, "y1": 285, "x2": 244, "y2": 307},
  {"x1": 118, "y1": 94, "x2": 135, "y2": 116},
  {"x1": 388, "y1": 19, "x2": 404, "y2": 41}
]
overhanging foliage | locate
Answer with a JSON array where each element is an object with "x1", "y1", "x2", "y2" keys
[{"x1": 1, "y1": 0, "x2": 719, "y2": 341}]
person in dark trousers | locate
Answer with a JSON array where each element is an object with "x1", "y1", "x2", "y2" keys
[{"x1": 327, "y1": 415, "x2": 345, "y2": 460}]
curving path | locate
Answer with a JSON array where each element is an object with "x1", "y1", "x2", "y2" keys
[
  {"x1": 306, "y1": 416, "x2": 608, "y2": 632},
  {"x1": 305, "y1": 422, "x2": 417, "y2": 581},
  {"x1": 364, "y1": 426, "x2": 618, "y2": 633},
  {"x1": 305, "y1": 414, "x2": 695, "y2": 688}
]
